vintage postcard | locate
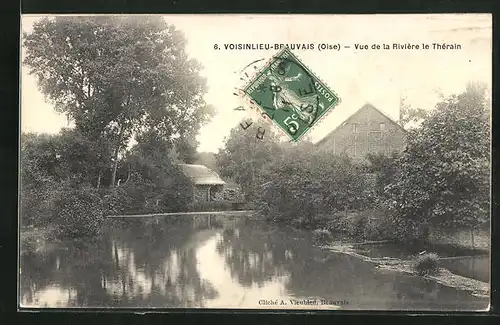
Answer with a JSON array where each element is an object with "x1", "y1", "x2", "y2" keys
[{"x1": 19, "y1": 14, "x2": 491, "y2": 311}]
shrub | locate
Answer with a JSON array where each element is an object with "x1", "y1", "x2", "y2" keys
[
  {"x1": 313, "y1": 228, "x2": 333, "y2": 245},
  {"x1": 53, "y1": 185, "x2": 104, "y2": 238},
  {"x1": 325, "y1": 214, "x2": 350, "y2": 234},
  {"x1": 255, "y1": 150, "x2": 371, "y2": 226},
  {"x1": 362, "y1": 212, "x2": 398, "y2": 241},
  {"x1": 102, "y1": 186, "x2": 133, "y2": 216},
  {"x1": 350, "y1": 215, "x2": 368, "y2": 238},
  {"x1": 413, "y1": 252, "x2": 440, "y2": 276}
]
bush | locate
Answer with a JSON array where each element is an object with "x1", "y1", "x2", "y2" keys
[
  {"x1": 102, "y1": 186, "x2": 133, "y2": 216},
  {"x1": 313, "y1": 228, "x2": 333, "y2": 245},
  {"x1": 20, "y1": 181, "x2": 61, "y2": 228},
  {"x1": 255, "y1": 150, "x2": 371, "y2": 226},
  {"x1": 53, "y1": 185, "x2": 104, "y2": 238},
  {"x1": 362, "y1": 212, "x2": 400, "y2": 241},
  {"x1": 325, "y1": 214, "x2": 350, "y2": 234},
  {"x1": 351, "y1": 216, "x2": 368, "y2": 238},
  {"x1": 413, "y1": 252, "x2": 440, "y2": 276}
]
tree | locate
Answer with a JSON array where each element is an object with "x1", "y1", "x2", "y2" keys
[
  {"x1": 216, "y1": 120, "x2": 283, "y2": 200},
  {"x1": 383, "y1": 82, "x2": 490, "y2": 238},
  {"x1": 399, "y1": 96, "x2": 429, "y2": 129},
  {"x1": 23, "y1": 16, "x2": 213, "y2": 188}
]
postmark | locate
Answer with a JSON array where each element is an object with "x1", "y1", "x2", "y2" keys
[
  {"x1": 232, "y1": 58, "x2": 270, "y2": 141},
  {"x1": 242, "y1": 47, "x2": 340, "y2": 141}
]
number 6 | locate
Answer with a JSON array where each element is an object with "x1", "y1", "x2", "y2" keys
[{"x1": 284, "y1": 116, "x2": 299, "y2": 134}]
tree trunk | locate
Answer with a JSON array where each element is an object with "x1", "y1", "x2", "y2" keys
[
  {"x1": 471, "y1": 228, "x2": 475, "y2": 251},
  {"x1": 123, "y1": 165, "x2": 131, "y2": 185},
  {"x1": 96, "y1": 170, "x2": 102, "y2": 190},
  {"x1": 110, "y1": 123, "x2": 126, "y2": 188}
]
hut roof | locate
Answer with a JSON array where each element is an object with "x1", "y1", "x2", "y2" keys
[{"x1": 178, "y1": 164, "x2": 226, "y2": 186}]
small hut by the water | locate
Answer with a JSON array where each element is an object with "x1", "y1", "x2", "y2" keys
[{"x1": 178, "y1": 164, "x2": 226, "y2": 203}]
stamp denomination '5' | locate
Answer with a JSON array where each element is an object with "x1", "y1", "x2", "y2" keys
[{"x1": 243, "y1": 47, "x2": 340, "y2": 141}]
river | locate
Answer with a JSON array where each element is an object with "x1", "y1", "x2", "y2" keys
[{"x1": 19, "y1": 214, "x2": 489, "y2": 310}]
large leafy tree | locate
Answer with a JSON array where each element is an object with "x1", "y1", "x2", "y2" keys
[
  {"x1": 216, "y1": 121, "x2": 283, "y2": 200},
  {"x1": 384, "y1": 82, "x2": 490, "y2": 236},
  {"x1": 23, "y1": 16, "x2": 213, "y2": 187}
]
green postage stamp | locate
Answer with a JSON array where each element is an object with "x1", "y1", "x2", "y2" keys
[{"x1": 243, "y1": 47, "x2": 340, "y2": 141}]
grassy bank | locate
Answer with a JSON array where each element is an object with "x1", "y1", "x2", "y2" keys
[{"x1": 20, "y1": 225, "x2": 60, "y2": 254}]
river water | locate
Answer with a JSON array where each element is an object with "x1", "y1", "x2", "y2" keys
[{"x1": 19, "y1": 214, "x2": 489, "y2": 310}]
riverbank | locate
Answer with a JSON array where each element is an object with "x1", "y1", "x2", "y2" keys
[
  {"x1": 321, "y1": 243, "x2": 489, "y2": 298},
  {"x1": 106, "y1": 210, "x2": 258, "y2": 218},
  {"x1": 20, "y1": 225, "x2": 60, "y2": 254}
]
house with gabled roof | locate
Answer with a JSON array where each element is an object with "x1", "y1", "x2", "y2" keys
[
  {"x1": 315, "y1": 103, "x2": 407, "y2": 159},
  {"x1": 178, "y1": 164, "x2": 226, "y2": 203}
]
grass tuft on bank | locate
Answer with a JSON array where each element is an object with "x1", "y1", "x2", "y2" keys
[{"x1": 413, "y1": 252, "x2": 440, "y2": 276}]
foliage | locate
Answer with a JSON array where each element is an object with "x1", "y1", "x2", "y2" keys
[
  {"x1": 351, "y1": 215, "x2": 369, "y2": 238},
  {"x1": 255, "y1": 147, "x2": 370, "y2": 228},
  {"x1": 365, "y1": 152, "x2": 401, "y2": 199},
  {"x1": 216, "y1": 121, "x2": 283, "y2": 200},
  {"x1": 312, "y1": 228, "x2": 333, "y2": 245},
  {"x1": 382, "y1": 82, "x2": 490, "y2": 235},
  {"x1": 361, "y1": 213, "x2": 397, "y2": 241},
  {"x1": 20, "y1": 133, "x2": 69, "y2": 227},
  {"x1": 325, "y1": 214, "x2": 351, "y2": 234},
  {"x1": 413, "y1": 253, "x2": 440, "y2": 276},
  {"x1": 102, "y1": 186, "x2": 133, "y2": 216},
  {"x1": 52, "y1": 184, "x2": 104, "y2": 238},
  {"x1": 116, "y1": 143, "x2": 194, "y2": 214},
  {"x1": 399, "y1": 96, "x2": 429, "y2": 129},
  {"x1": 23, "y1": 16, "x2": 213, "y2": 187}
]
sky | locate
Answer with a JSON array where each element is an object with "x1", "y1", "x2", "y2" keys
[{"x1": 20, "y1": 14, "x2": 492, "y2": 153}]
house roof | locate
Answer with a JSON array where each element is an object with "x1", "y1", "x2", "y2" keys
[
  {"x1": 178, "y1": 164, "x2": 226, "y2": 186},
  {"x1": 315, "y1": 103, "x2": 407, "y2": 147}
]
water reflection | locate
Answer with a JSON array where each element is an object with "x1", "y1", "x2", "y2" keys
[{"x1": 20, "y1": 215, "x2": 489, "y2": 310}]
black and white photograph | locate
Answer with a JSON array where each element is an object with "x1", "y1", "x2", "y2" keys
[{"x1": 19, "y1": 14, "x2": 491, "y2": 310}]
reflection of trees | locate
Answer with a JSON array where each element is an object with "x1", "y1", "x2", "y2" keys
[
  {"x1": 215, "y1": 221, "x2": 374, "y2": 298},
  {"x1": 20, "y1": 218, "x2": 219, "y2": 307},
  {"x1": 21, "y1": 217, "x2": 488, "y2": 310},
  {"x1": 214, "y1": 220, "x2": 446, "y2": 309},
  {"x1": 20, "y1": 235, "x2": 115, "y2": 307},
  {"x1": 215, "y1": 222, "x2": 292, "y2": 287}
]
